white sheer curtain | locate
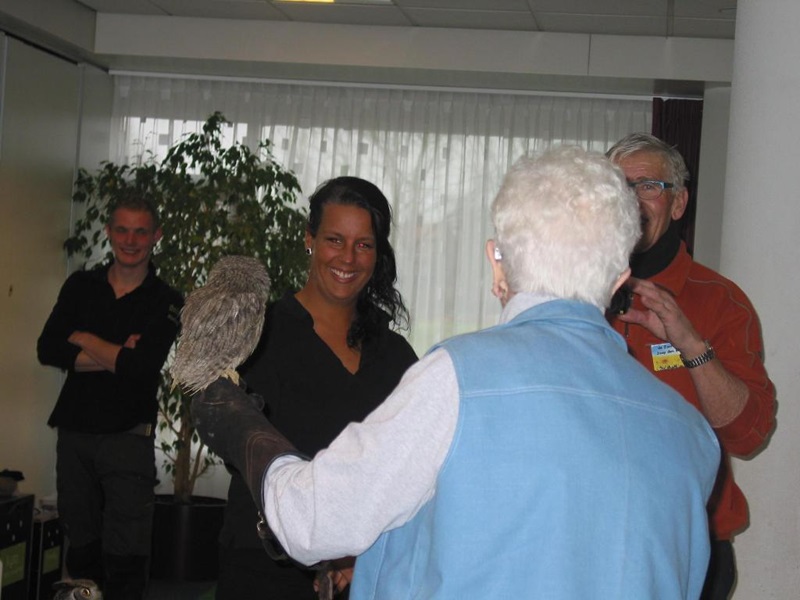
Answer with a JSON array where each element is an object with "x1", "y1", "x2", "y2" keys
[{"x1": 112, "y1": 75, "x2": 651, "y2": 354}]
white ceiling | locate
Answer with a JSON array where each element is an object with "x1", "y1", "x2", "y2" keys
[
  {"x1": 0, "y1": 0, "x2": 735, "y2": 97},
  {"x1": 75, "y1": 0, "x2": 737, "y2": 40}
]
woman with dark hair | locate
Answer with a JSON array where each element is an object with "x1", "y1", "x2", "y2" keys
[{"x1": 215, "y1": 176, "x2": 417, "y2": 600}]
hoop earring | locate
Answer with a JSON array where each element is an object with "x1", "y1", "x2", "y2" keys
[{"x1": 305, "y1": 247, "x2": 312, "y2": 256}]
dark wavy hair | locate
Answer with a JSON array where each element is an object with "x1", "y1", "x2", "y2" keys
[{"x1": 307, "y1": 176, "x2": 409, "y2": 347}]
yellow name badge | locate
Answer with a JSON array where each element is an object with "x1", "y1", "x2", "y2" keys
[{"x1": 651, "y1": 342, "x2": 683, "y2": 371}]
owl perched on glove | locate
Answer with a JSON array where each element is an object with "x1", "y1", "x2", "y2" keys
[{"x1": 171, "y1": 255, "x2": 271, "y2": 394}]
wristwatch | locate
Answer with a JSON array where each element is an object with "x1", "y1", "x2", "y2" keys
[{"x1": 681, "y1": 341, "x2": 715, "y2": 369}]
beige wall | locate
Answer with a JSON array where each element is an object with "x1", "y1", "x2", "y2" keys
[{"x1": 0, "y1": 34, "x2": 112, "y2": 500}]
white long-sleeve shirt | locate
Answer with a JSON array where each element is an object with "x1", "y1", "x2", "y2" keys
[{"x1": 264, "y1": 293, "x2": 555, "y2": 565}]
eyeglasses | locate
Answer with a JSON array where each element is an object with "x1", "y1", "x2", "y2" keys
[{"x1": 627, "y1": 180, "x2": 674, "y2": 200}]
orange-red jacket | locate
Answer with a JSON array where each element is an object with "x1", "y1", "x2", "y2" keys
[{"x1": 611, "y1": 242, "x2": 775, "y2": 539}]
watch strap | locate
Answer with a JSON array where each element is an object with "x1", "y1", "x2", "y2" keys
[{"x1": 681, "y1": 341, "x2": 715, "y2": 369}]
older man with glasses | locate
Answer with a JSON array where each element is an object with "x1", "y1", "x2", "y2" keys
[{"x1": 606, "y1": 133, "x2": 776, "y2": 600}]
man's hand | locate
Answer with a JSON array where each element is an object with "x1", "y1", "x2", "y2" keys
[
  {"x1": 68, "y1": 330, "x2": 124, "y2": 373},
  {"x1": 124, "y1": 334, "x2": 141, "y2": 349},
  {"x1": 617, "y1": 277, "x2": 748, "y2": 427},
  {"x1": 617, "y1": 277, "x2": 706, "y2": 358},
  {"x1": 67, "y1": 331, "x2": 85, "y2": 347}
]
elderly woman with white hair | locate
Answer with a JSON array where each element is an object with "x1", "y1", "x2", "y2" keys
[{"x1": 192, "y1": 146, "x2": 720, "y2": 600}]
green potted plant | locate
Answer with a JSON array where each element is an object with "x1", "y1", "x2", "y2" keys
[{"x1": 65, "y1": 111, "x2": 308, "y2": 579}]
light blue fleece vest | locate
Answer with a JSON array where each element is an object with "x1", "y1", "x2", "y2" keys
[{"x1": 351, "y1": 299, "x2": 719, "y2": 600}]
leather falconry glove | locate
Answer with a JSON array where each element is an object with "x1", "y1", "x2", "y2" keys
[{"x1": 191, "y1": 377, "x2": 301, "y2": 560}]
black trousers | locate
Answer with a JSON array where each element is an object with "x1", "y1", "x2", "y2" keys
[
  {"x1": 216, "y1": 546, "x2": 318, "y2": 600},
  {"x1": 701, "y1": 539, "x2": 736, "y2": 600},
  {"x1": 57, "y1": 429, "x2": 156, "y2": 600}
]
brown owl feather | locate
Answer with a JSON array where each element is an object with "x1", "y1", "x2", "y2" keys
[{"x1": 171, "y1": 255, "x2": 271, "y2": 394}]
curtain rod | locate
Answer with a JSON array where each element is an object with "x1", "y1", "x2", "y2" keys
[{"x1": 109, "y1": 69, "x2": 701, "y2": 102}]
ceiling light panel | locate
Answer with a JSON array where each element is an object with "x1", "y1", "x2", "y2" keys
[{"x1": 393, "y1": 0, "x2": 529, "y2": 9}]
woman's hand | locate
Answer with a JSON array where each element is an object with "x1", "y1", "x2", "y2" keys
[
  {"x1": 331, "y1": 567, "x2": 354, "y2": 593},
  {"x1": 314, "y1": 558, "x2": 355, "y2": 598}
]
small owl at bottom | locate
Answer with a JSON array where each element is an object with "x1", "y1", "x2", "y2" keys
[{"x1": 52, "y1": 579, "x2": 103, "y2": 600}]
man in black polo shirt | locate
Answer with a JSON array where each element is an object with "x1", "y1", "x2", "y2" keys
[{"x1": 38, "y1": 194, "x2": 182, "y2": 600}]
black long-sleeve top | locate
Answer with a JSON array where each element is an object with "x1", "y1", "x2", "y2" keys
[
  {"x1": 37, "y1": 263, "x2": 183, "y2": 433},
  {"x1": 220, "y1": 292, "x2": 418, "y2": 550}
]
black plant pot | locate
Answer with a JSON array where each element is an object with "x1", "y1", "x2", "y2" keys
[{"x1": 150, "y1": 494, "x2": 226, "y2": 582}]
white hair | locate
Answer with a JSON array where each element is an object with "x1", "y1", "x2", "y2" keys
[{"x1": 491, "y1": 146, "x2": 641, "y2": 308}]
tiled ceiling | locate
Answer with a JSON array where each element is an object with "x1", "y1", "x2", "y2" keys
[{"x1": 75, "y1": 0, "x2": 737, "y2": 39}]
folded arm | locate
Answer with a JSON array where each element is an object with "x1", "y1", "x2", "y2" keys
[{"x1": 68, "y1": 331, "x2": 141, "y2": 372}]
